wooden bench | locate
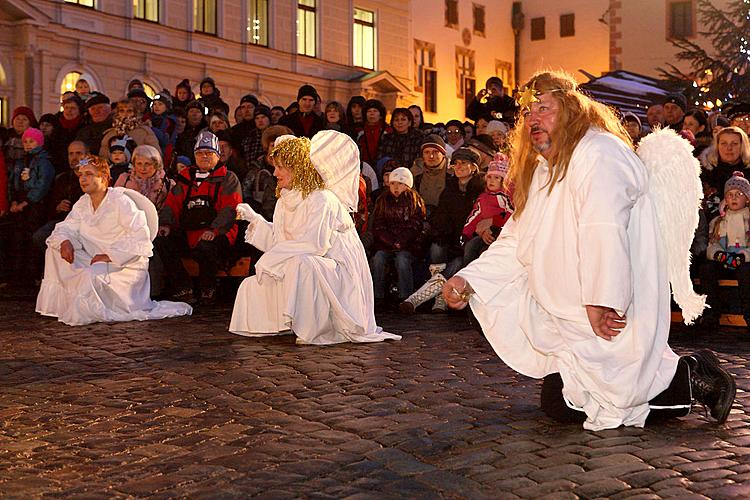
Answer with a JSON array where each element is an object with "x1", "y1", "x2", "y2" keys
[
  {"x1": 181, "y1": 257, "x2": 252, "y2": 278},
  {"x1": 671, "y1": 278, "x2": 747, "y2": 327}
]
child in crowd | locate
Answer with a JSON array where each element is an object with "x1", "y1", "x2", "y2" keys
[
  {"x1": 108, "y1": 137, "x2": 133, "y2": 183},
  {"x1": 75, "y1": 79, "x2": 92, "y2": 102},
  {"x1": 698, "y1": 171, "x2": 750, "y2": 328},
  {"x1": 462, "y1": 152, "x2": 514, "y2": 266},
  {"x1": 1, "y1": 128, "x2": 55, "y2": 283},
  {"x1": 150, "y1": 91, "x2": 177, "y2": 153},
  {"x1": 369, "y1": 167, "x2": 426, "y2": 308}
]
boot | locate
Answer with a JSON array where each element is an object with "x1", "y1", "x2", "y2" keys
[
  {"x1": 399, "y1": 273, "x2": 446, "y2": 314},
  {"x1": 685, "y1": 350, "x2": 736, "y2": 423},
  {"x1": 432, "y1": 293, "x2": 448, "y2": 312}
]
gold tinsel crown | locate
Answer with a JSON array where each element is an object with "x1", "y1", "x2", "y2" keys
[{"x1": 269, "y1": 137, "x2": 325, "y2": 198}]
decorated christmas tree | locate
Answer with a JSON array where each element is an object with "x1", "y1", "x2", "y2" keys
[{"x1": 659, "y1": 0, "x2": 750, "y2": 105}]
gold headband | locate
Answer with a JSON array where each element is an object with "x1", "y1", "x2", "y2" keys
[{"x1": 516, "y1": 81, "x2": 568, "y2": 113}]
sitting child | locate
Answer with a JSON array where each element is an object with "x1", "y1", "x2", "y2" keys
[
  {"x1": 698, "y1": 171, "x2": 750, "y2": 328},
  {"x1": 461, "y1": 152, "x2": 514, "y2": 266},
  {"x1": 369, "y1": 167, "x2": 426, "y2": 309},
  {"x1": 108, "y1": 137, "x2": 134, "y2": 183}
]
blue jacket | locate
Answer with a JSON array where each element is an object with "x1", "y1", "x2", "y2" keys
[{"x1": 10, "y1": 146, "x2": 55, "y2": 204}]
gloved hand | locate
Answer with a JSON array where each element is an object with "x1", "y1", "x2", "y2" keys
[
  {"x1": 715, "y1": 251, "x2": 745, "y2": 269},
  {"x1": 235, "y1": 203, "x2": 259, "y2": 222}
]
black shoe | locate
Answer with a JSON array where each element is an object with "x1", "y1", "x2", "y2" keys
[
  {"x1": 398, "y1": 301, "x2": 415, "y2": 314},
  {"x1": 687, "y1": 350, "x2": 736, "y2": 423},
  {"x1": 200, "y1": 288, "x2": 217, "y2": 305},
  {"x1": 171, "y1": 288, "x2": 196, "y2": 305}
]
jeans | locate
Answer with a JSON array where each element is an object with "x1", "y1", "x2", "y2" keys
[
  {"x1": 462, "y1": 236, "x2": 488, "y2": 267},
  {"x1": 370, "y1": 250, "x2": 415, "y2": 299},
  {"x1": 429, "y1": 242, "x2": 463, "y2": 279}
]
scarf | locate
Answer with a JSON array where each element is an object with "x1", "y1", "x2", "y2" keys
[
  {"x1": 720, "y1": 207, "x2": 750, "y2": 250},
  {"x1": 418, "y1": 159, "x2": 447, "y2": 207},
  {"x1": 113, "y1": 114, "x2": 141, "y2": 136},
  {"x1": 131, "y1": 169, "x2": 167, "y2": 206}
]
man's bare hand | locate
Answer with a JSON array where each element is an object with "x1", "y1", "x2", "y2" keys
[
  {"x1": 442, "y1": 276, "x2": 473, "y2": 310},
  {"x1": 56, "y1": 199, "x2": 72, "y2": 212},
  {"x1": 475, "y1": 218, "x2": 493, "y2": 236},
  {"x1": 480, "y1": 229, "x2": 496, "y2": 245},
  {"x1": 586, "y1": 305, "x2": 626, "y2": 341},
  {"x1": 90, "y1": 254, "x2": 112, "y2": 265},
  {"x1": 60, "y1": 240, "x2": 75, "y2": 264}
]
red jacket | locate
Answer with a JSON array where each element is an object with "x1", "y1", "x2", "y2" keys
[
  {"x1": 0, "y1": 152, "x2": 7, "y2": 214},
  {"x1": 160, "y1": 164, "x2": 242, "y2": 248},
  {"x1": 462, "y1": 189, "x2": 514, "y2": 241}
]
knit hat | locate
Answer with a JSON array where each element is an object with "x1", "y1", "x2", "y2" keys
[
  {"x1": 389, "y1": 167, "x2": 413, "y2": 188},
  {"x1": 22, "y1": 127, "x2": 44, "y2": 147},
  {"x1": 152, "y1": 91, "x2": 172, "y2": 111},
  {"x1": 241, "y1": 94, "x2": 259, "y2": 106},
  {"x1": 39, "y1": 113, "x2": 58, "y2": 128},
  {"x1": 450, "y1": 147, "x2": 480, "y2": 167},
  {"x1": 485, "y1": 120, "x2": 509, "y2": 135},
  {"x1": 185, "y1": 100, "x2": 208, "y2": 115},
  {"x1": 663, "y1": 92, "x2": 687, "y2": 112},
  {"x1": 110, "y1": 137, "x2": 133, "y2": 163},
  {"x1": 297, "y1": 84, "x2": 318, "y2": 102},
  {"x1": 12, "y1": 106, "x2": 38, "y2": 128},
  {"x1": 725, "y1": 171, "x2": 750, "y2": 200},
  {"x1": 487, "y1": 152, "x2": 510, "y2": 178},
  {"x1": 175, "y1": 155, "x2": 191, "y2": 167},
  {"x1": 421, "y1": 134, "x2": 447, "y2": 155},
  {"x1": 621, "y1": 111, "x2": 642, "y2": 129},
  {"x1": 127, "y1": 79, "x2": 144, "y2": 91},
  {"x1": 85, "y1": 92, "x2": 110, "y2": 109},
  {"x1": 194, "y1": 130, "x2": 220, "y2": 155},
  {"x1": 254, "y1": 105, "x2": 272, "y2": 120}
]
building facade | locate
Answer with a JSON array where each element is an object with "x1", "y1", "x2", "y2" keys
[{"x1": 0, "y1": 0, "x2": 737, "y2": 126}]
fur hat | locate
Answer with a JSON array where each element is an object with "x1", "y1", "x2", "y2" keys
[
  {"x1": 389, "y1": 167, "x2": 414, "y2": 188},
  {"x1": 85, "y1": 92, "x2": 110, "y2": 109},
  {"x1": 194, "y1": 130, "x2": 220, "y2": 155},
  {"x1": 22, "y1": 127, "x2": 44, "y2": 147},
  {"x1": 725, "y1": 171, "x2": 750, "y2": 200},
  {"x1": 487, "y1": 153, "x2": 510, "y2": 178},
  {"x1": 421, "y1": 134, "x2": 447, "y2": 155},
  {"x1": 297, "y1": 84, "x2": 318, "y2": 102}
]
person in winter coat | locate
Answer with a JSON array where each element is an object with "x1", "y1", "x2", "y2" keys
[
  {"x1": 197, "y1": 77, "x2": 229, "y2": 116},
  {"x1": 99, "y1": 99, "x2": 160, "y2": 160},
  {"x1": 174, "y1": 100, "x2": 209, "y2": 163},
  {"x1": 49, "y1": 95, "x2": 85, "y2": 173},
  {"x1": 279, "y1": 84, "x2": 326, "y2": 139},
  {"x1": 702, "y1": 126, "x2": 750, "y2": 200},
  {"x1": 357, "y1": 99, "x2": 391, "y2": 165},
  {"x1": 0, "y1": 128, "x2": 55, "y2": 283},
  {"x1": 154, "y1": 131, "x2": 242, "y2": 304},
  {"x1": 370, "y1": 167, "x2": 426, "y2": 306},
  {"x1": 173, "y1": 79, "x2": 195, "y2": 112},
  {"x1": 410, "y1": 135, "x2": 449, "y2": 216},
  {"x1": 4, "y1": 106, "x2": 38, "y2": 171},
  {"x1": 114, "y1": 145, "x2": 174, "y2": 211},
  {"x1": 376, "y1": 108, "x2": 424, "y2": 171},
  {"x1": 75, "y1": 92, "x2": 113, "y2": 156}
]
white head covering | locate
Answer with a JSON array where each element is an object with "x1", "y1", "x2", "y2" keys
[
  {"x1": 310, "y1": 130, "x2": 360, "y2": 212},
  {"x1": 389, "y1": 167, "x2": 414, "y2": 188},
  {"x1": 274, "y1": 134, "x2": 296, "y2": 147}
]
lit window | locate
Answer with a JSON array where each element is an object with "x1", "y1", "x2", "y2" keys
[
  {"x1": 142, "y1": 83, "x2": 156, "y2": 99},
  {"x1": 560, "y1": 13, "x2": 575, "y2": 37},
  {"x1": 668, "y1": 1, "x2": 694, "y2": 38},
  {"x1": 247, "y1": 0, "x2": 269, "y2": 46},
  {"x1": 0, "y1": 97, "x2": 8, "y2": 127},
  {"x1": 65, "y1": 0, "x2": 95, "y2": 7},
  {"x1": 297, "y1": 0, "x2": 316, "y2": 57},
  {"x1": 473, "y1": 4, "x2": 485, "y2": 36},
  {"x1": 194, "y1": 0, "x2": 217, "y2": 35},
  {"x1": 530, "y1": 17, "x2": 545, "y2": 41},
  {"x1": 134, "y1": 0, "x2": 159, "y2": 22},
  {"x1": 353, "y1": 8, "x2": 376, "y2": 70},
  {"x1": 60, "y1": 71, "x2": 83, "y2": 97}
]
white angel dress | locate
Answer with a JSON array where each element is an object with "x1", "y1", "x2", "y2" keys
[
  {"x1": 229, "y1": 130, "x2": 400, "y2": 344},
  {"x1": 36, "y1": 187, "x2": 192, "y2": 326}
]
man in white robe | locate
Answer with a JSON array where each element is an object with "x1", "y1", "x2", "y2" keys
[
  {"x1": 444, "y1": 71, "x2": 736, "y2": 430},
  {"x1": 229, "y1": 131, "x2": 400, "y2": 345}
]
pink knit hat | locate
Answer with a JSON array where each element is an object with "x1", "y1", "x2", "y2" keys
[
  {"x1": 22, "y1": 127, "x2": 44, "y2": 147},
  {"x1": 486, "y1": 152, "x2": 509, "y2": 178}
]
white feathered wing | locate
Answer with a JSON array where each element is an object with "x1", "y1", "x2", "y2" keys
[{"x1": 637, "y1": 128, "x2": 706, "y2": 324}]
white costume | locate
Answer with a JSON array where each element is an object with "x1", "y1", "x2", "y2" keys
[
  {"x1": 230, "y1": 131, "x2": 400, "y2": 344},
  {"x1": 458, "y1": 129, "x2": 681, "y2": 430},
  {"x1": 36, "y1": 187, "x2": 192, "y2": 326}
]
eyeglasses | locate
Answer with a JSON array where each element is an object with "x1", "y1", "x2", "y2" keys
[{"x1": 195, "y1": 150, "x2": 215, "y2": 158}]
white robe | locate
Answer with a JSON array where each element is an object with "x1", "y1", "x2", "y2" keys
[
  {"x1": 36, "y1": 187, "x2": 192, "y2": 326},
  {"x1": 458, "y1": 129, "x2": 680, "y2": 430},
  {"x1": 230, "y1": 189, "x2": 400, "y2": 345}
]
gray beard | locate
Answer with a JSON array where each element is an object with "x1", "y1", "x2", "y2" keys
[{"x1": 532, "y1": 140, "x2": 552, "y2": 153}]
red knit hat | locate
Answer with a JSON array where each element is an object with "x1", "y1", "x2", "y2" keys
[{"x1": 12, "y1": 106, "x2": 38, "y2": 128}]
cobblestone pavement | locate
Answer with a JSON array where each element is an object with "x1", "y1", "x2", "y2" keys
[{"x1": 2, "y1": 294, "x2": 750, "y2": 499}]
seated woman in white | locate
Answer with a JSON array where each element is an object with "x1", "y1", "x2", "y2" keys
[
  {"x1": 230, "y1": 131, "x2": 400, "y2": 345},
  {"x1": 36, "y1": 155, "x2": 192, "y2": 326}
]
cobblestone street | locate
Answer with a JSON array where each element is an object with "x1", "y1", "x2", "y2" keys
[{"x1": 2, "y1": 294, "x2": 750, "y2": 499}]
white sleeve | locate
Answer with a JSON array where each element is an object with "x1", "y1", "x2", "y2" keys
[
  {"x1": 46, "y1": 199, "x2": 85, "y2": 251},
  {"x1": 573, "y1": 141, "x2": 641, "y2": 316},
  {"x1": 107, "y1": 196, "x2": 153, "y2": 267},
  {"x1": 254, "y1": 195, "x2": 333, "y2": 282}
]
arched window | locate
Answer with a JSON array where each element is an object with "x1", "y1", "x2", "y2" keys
[
  {"x1": 142, "y1": 82, "x2": 156, "y2": 98},
  {"x1": 59, "y1": 71, "x2": 98, "y2": 99}
]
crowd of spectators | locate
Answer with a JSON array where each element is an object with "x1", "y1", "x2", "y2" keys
[{"x1": 2, "y1": 73, "x2": 750, "y2": 326}]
